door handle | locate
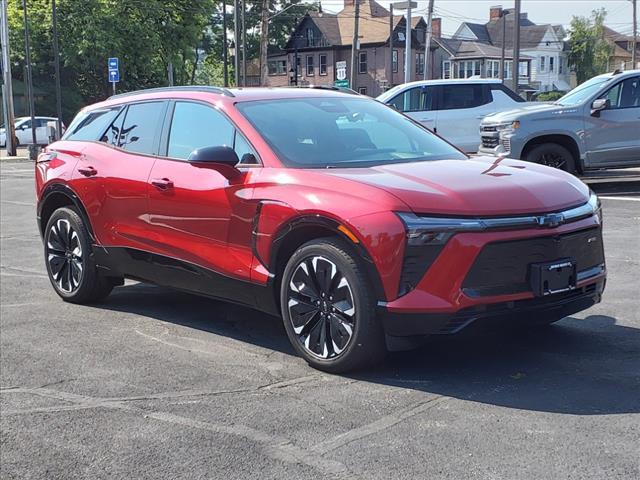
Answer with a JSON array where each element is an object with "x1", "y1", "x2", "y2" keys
[
  {"x1": 77, "y1": 166, "x2": 97, "y2": 177},
  {"x1": 151, "y1": 178, "x2": 174, "y2": 191},
  {"x1": 420, "y1": 118, "x2": 434, "y2": 122}
]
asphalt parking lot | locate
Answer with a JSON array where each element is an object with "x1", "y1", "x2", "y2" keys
[{"x1": 1, "y1": 158, "x2": 639, "y2": 479}]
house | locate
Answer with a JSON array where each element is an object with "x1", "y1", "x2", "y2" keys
[
  {"x1": 440, "y1": 5, "x2": 571, "y2": 93},
  {"x1": 265, "y1": 0, "x2": 432, "y2": 96},
  {"x1": 603, "y1": 26, "x2": 640, "y2": 71}
]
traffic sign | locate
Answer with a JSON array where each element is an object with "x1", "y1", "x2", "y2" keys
[
  {"x1": 334, "y1": 79, "x2": 349, "y2": 88},
  {"x1": 336, "y1": 61, "x2": 347, "y2": 81},
  {"x1": 108, "y1": 57, "x2": 119, "y2": 70},
  {"x1": 109, "y1": 69, "x2": 120, "y2": 82}
]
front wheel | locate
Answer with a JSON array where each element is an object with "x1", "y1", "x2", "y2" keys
[
  {"x1": 280, "y1": 237, "x2": 386, "y2": 373},
  {"x1": 525, "y1": 143, "x2": 576, "y2": 173},
  {"x1": 44, "y1": 207, "x2": 113, "y2": 303}
]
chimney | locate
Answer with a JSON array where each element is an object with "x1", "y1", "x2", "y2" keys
[
  {"x1": 490, "y1": 5, "x2": 503, "y2": 20},
  {"x1": 343, "y1": 0, "x2": 355, "y2": 6},
  {"x1": 431, "y1": 17, "x2": 441, "y2": 39}
]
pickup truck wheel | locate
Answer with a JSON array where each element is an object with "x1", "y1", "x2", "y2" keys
[{"x1": 525, "y1": 143, "x2": 576, "y2": 173}]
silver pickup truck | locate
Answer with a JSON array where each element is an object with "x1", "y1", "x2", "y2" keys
[{"x1": 479, "y1": 70, "x2": 640, "y2": 173}]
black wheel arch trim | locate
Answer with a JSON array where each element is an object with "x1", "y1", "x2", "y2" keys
[
  {"x1": 38, "y1": 183, "x2": 96, "y2": 242},
  {"x1": 263, "y1": 212, "x2": 387, "y2": 303}
]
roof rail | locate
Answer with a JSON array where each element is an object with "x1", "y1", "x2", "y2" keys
[
  {"x1": 108, "y1": 85, "x2": 235, "y2": 100},
  {"x1": 288, "y1": 85, "x2": 359, "y2": 95}
]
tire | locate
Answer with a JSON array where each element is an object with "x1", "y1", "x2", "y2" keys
[
  {"x1": 44, "y1": 207, "x2": 113, "y2": 303},
  {"x1": 280, "y1": 237, "x2": 386, "y2": 373},
  {"x1": 525, "y1": 143, "x2": 576, "y2": 173}
]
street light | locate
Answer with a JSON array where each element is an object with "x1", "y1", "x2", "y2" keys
[{"x1": 392, "y1": 1, "x2": 417, "y2": 84}]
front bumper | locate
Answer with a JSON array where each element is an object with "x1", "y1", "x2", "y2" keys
[{"x1": 379, "y1": 215, "x2": 606, "y2": 337}]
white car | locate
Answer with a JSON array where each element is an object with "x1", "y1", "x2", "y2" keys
[
  {"x1": 1, "y1": 116, "x2": 65, "y2": 147},
  {"x1": 377, "y1": 79, "x2": 528, "y2": 153}
]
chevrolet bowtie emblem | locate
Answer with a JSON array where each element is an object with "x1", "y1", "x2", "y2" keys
[{"x1": 537, "y1": 213, "x2": 564, "y2": 228}]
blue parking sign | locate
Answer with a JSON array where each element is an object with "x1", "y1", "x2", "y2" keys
[
  {"x1": 109, "y1": 69, "x2": 120, "y2": 82},
  {"x1": 108, "y1": 57, "x2": 119, "y2": 70}
]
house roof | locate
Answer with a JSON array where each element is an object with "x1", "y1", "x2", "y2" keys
[
  {"x1": 436, "y1": 38, "x2": 532, "y2": 60},
  {"x1": 602, "y1": 26, "x2": 637, "y2": 60}
]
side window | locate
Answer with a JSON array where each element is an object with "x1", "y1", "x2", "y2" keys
[
  {"x1": 99, "y1": 108, "x2": 125, "y2": 146},
  {"x1": 63, "y1": 107, "x2": 122, "y2": 141},
  {"x1": 234, "y1": 131, "x2": 259, "y2": 164},
  {"x1": 167, "y1": 102, "x2": 234, "y2": 160},
  {"x1": 388, "y1": 87, "x2": 433, "y2": 113},
  {"x1": 491, "y1": 84, "x2": 525, "y2": 103},
  {"x1": 440, "y1": 84, "x2": 487, "y2": 110},
  {"x1": 118, "y1": 102, "x2": 165, "y2": 154},
  {"x1": 601, "y1": 77, "x2": 640, "y2": 109}
]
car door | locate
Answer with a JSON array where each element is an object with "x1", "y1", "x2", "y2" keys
[
  {"x1": 434, "y1": 84, "x2": 492, "y2": 153},
  {"x1": 72, "y1": 101, "x2": 167, "y2": 249},
  {"x1": 386, "y1": 85, "x2": 437, "y2": 133},
  {"x1": 15, "y1": 119, "x2": 31, "y2": 145},
  {"x1": 146, "y1": 100, "x2": 260, "y2": 284},
  {"x1": 585, "y1": 75, "x2": 640, "y2": 167}
]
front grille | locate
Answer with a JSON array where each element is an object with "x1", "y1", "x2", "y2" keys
[
  {"x1": 481, "y1": 136, "x2": 499, "y2": 148},
  {"x1": 481, "y1": 125, "x2": 498, "y2": 133},
  {"x1": 462, "y1": 227, "x2": 604, "y2": 297},
  {"x1": 500, "y1": 137, "x2": 511, "y2": 152}
]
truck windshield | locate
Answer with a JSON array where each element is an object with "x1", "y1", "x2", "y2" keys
[
  {"x1": 236, "y1": 97, "x2": 466, "y2": 168},
  {"x1": 555, "y1": 77, "x2": 610, "y2": 106}
]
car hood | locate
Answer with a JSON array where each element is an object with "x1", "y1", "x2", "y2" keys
[
  {"x1": 325, "y1": 157, "x2": 589, "y2": 216},
  {"x1": 482, "y1": 102, "x2": 575, "y2": 123}
]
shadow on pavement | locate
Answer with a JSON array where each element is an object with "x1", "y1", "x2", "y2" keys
[{"x1": 98, "y1": 282, "x2": 640, "y2": 416}]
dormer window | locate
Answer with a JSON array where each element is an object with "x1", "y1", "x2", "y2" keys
[{"x1": 306, "y1": 28, "x2": 314, "y2": 47}]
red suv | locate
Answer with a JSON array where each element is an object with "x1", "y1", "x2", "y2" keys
[{"x1": 36, "y1": 87, "x2": 606, "y2": 372}]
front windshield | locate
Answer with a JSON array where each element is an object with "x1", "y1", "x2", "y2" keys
[
  {"x1": 556, "y1": 76, "x2": 611, "y2": 106},
  {"x1": 236, "y1": 97, "x2": 466, "y2": 168}
]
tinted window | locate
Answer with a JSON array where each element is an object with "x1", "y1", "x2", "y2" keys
[
  {"x1": 119, "y1": 102, "x2": 165, "y2": 154},
  {"x1": 99, "y1": 108, "x2": 125, "y2": 146},
  {"x1": 440, "y1": 84, "x2": 487, "y2": 110},
  {"x1": 237, "y1": 97, "x2": 466, "y2": 168},
  {"x1": 167, "y1": 102, "x2": 234, "y2": 160},
  {"x1": 63, "y1": 108, "x2": 122, "y2": 141},
  {"x1": 388, "y1": 86, "x2": 434, "y2": 112},
  {"x1": 601, "y1": 77, "x2": 640, "y2": 109}
]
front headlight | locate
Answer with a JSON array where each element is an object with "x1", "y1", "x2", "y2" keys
[{"x1": 497, "y1": 120, "x2": 520, "y2": 136}]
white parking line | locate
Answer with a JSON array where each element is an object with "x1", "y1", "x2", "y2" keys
[{"x1": 599, "y1": 196, "x2": 640, "y2": 202}]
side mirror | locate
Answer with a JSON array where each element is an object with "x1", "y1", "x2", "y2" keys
[
  {"x1": 591, "y1": 98, "x2": 610, "y2": 116},
  {"x1": 188, "y1": 145, "x2": 241, "y2": 179}
]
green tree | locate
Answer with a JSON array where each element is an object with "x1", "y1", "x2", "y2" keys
[{"x1": 568, "y1": 8, "x2": 614, "y2": 84}]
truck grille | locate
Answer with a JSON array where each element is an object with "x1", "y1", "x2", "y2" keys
[
  {"x1": 462, "y1": 227, "x2": 604, "y2": 297},
  {"x1": 481, "y1": 136, "x2": 499, "y2": 148}
]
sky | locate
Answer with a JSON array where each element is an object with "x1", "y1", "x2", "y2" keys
[{"x1": 320, "y1": 0, "x2": 636, "y2": 37}]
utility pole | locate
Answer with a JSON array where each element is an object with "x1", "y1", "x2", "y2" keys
[
  {"x1": 405, "y1": 3, "x2": 412, "y2": 83},
  {"x1": 389, "y1": 4, "x2": 394, "y2": 87},
  {"x1": 500, "y1": 9, "x2": 506, "y2": 83},
  {"x1": 632, "y1": 0, "x2": 637, "y2": 68},
  {"x1": 52, "y1": 0, "x2": 62, "y2": 139},
  {"x1": 22, "y1": 0, "x2": 37, "y2": 153},
  {"x1": 423, "y1": 0, "x2": 434, "y2": 80},
  {"x1": 167, "y1": 62, "x2": 174, "y2": 86},
  {"x1": 259, "y1": 0, "x2": 269, "y2": 87},
  {"x1": 233, "y1": 0, "x2": 240, "y2": 86},
  {"x1": 512, "y1": 0, "x2": 521, "y2": 94},
  {"x1": 241, "y1": 0, "x2": 246, "y2": 86},
  {"x1": 1, "y1": 0, "x2": 17, "y2": 156},
  {"x1": 222, "y1": 0, "x2": 228, "y2": 86},
  {"x1": 350, "y1": 0, "x2": 360, "y2": 90}
]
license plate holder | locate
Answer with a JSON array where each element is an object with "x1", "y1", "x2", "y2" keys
[{"x1": 530, "y1": 258, "x2": 577, "y2": 297}]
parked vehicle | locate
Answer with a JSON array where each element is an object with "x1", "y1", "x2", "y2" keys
[
  {"x1": 36, "y1": 86, "x2": 606, "y2": 372},
  {"x1": 0, "y1": 116, "x2": 65, "y2": 147},
  {"x1": 479, "y1": 70, "x2": 640, "y2": 172},
  {"x1": 377, "y1": 79, "x2": 527, "y2": 152}
]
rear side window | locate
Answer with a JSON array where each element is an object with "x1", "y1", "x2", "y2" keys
[
  {"x1": 167, "y1": 102, "x2": 234, "y2": 159},
  {"x1": 118, "y1": 102, "x2": 165, "y2": 154},
  {"x1": 440, "y1": 84, "x2": 487, "y2": 110},
  {"x1": 63, "y1": 107, "x2": 122, "y2": 141}
]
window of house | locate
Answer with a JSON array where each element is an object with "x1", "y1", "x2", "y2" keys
[
  {"x1": 359, "y1": 52, "x2": 367, "y2": 74},
  {"x1": 540, "y1": 56, "x2": 546, "y2": 72},
  {"x1": 306, "y1": 28, "x2": 314, "y2": 47},
  {"x1": 358, "y1": 87, "x2": 367, "y2": 95},
  {"x1": 118, "y1": 102, "x2": 166, "y2": 154},
  {"x1": 442, "y1": 60, "x2": 451, "y2": 79},
  {"x1": 559, "y1": 57, "x2": 564, "y2": 74},
  {"x1": 167, "y1": 102, "x2": 234, "y2": 160},
  {"x1": 268, "y1": 60, "x2": 286, "y2": 75},
  {"x1": 459, "y1": 60, "x2": 480, "y2": 79},
  {"x1": 319, "y1": 54, "x2": 327, "y2": 75},
  {"x1": 306, "y1": 55, "x2": 314, "y2": 76},
  {"x1": 519, "y1": 61, "x2": 528, "y2": 78},
  {"x1": 416, "y1": 53, "x2": 425, "y2": 76},
  {"x1": 505, "y1": 60, "x2": 513, "y2": 79},
  {"x1": 486, "y1": 60, "x2": 500, "y2": 78},
  {"x1": 549, "y1": 56, "x2": 555, "y2": 72},
  {"x1": 392, "y1": 50, "x2": 399, "y2": 73}
]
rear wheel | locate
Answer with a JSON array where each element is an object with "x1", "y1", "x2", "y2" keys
[
  {"x1": 44, "y1": 207, "x2": 113, "y2": 303},
  {"x1": 525, "y1": 143, "x2": 576, "y2": 173},
  {"x1": 280, "y1": 237, "x2": 385, "y2": 373}
]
